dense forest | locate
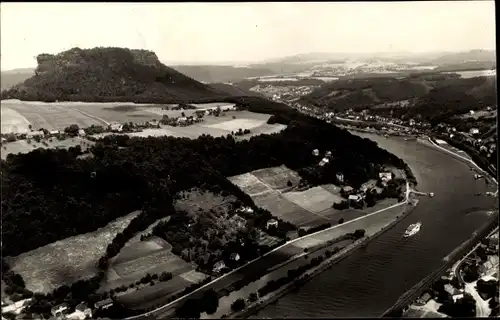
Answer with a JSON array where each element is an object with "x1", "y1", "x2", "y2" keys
[{"x1": 1, "y1": 103, "x2": 407, "y2": 258}]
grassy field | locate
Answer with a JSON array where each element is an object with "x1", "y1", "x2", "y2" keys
[
  {"x1": 1, "y1": 137, "x2": 94, "y2": 160},
  {"x1": 229, "y1": 166, "x2": 400, "y2": 230},
  {"x1": 0, "y1": 107, "x2": 32, "y2": 133},
  {"x1": 284, "y1": 186, "x2": 343, "y2": 213},
  {"x1": 5, "y1": 211, "x2": 140, "y2": 294},
  {"x1": 1, "y1": 101, "x2": 105, "y2": 131},
  {"x1": 252, "y1": 191, "x2": 324, "y2": 227}
]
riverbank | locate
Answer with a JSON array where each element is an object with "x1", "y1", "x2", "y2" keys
[{"x1": 228, "y1": 198, "x2": 419, "y2": 318}]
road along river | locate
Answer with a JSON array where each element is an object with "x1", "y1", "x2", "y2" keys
[{"x1": 252, "y1": 133, "x2": 497, "y2": 318}]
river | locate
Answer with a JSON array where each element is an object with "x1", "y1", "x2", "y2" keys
[{"x1": 252, "y1": 134, "x2": 497, "y2": 318}]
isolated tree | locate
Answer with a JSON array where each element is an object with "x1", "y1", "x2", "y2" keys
[
  {"x1": 248, "y1": 292, "x2": 258, "y2": 302},
  {"x1": 231, "y1": 298, "x2": 245, "y2": 312}
]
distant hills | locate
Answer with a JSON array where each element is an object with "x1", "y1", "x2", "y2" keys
[
  {"x1": 170, "y1": 65, "x2": 275, "y2": 83},
  {"x1": 299, "y1": 73, "x2": 497, "y2": 120},
  {"x1": 0, "y1": 47, "x2": 238, "y2": 103}
]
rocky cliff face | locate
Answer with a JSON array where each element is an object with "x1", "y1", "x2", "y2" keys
[
  {"x1": 3, "y1": 47, "x2": 229, "y2": 103},
  {"x1": 35, "y1": 47, "x2": 162, "y2": 75}
]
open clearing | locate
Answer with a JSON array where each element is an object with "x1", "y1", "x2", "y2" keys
[
  {"x1": 1, "y1": 101, "x2": 285, "y2": 139},
  {"x1": 5, "y1": 211, "x2": 140, "y2": 294},
  {"x1": 229, "y1": 166, "x2": 398, "y2": 229},
  {"x1": 2, "y1": 102, "x2": 104, "y2": 131},
  {"x1": 251, "y1": 165, "x2": 302, "y2": 190},
  {"x1": 252, "y1": 190, "x2": 325, "y2": 226},
  {"x1": 284, "y1": 186, "x2": 342, "y2": 213},
  {"x1": 1, "y1": 137, "x2": 94, "y2": 160},
  {"x1": 1, "y1": 107, "x2": 32, "y2": 133}
]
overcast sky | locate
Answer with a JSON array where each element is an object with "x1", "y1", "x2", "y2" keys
[{"x1": 0, "y1": 1, "x2": 496, "y2": 70}]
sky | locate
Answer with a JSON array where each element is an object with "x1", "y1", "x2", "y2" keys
[{"x1": 0, "y1": 1, "x2": 496, "y2": 70}]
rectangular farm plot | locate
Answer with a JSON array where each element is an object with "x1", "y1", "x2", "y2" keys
[
  {"x1": 1, "y1": 107, "x2": 32, "y2": 133},
  {"x1": 228, "y1": 173, "x2": 273, "y2": 195},
  {"x1": 203, "y1": 118, "x2": 266, "y2": 131},
  {"x1": 284, "y1": 186, "x2": 339, "y2": 213},
  {"x1": 6, "y1": 103, "x2": 103, "y2": 131},
  {"x1": 179, "y1": 270, "x2": 208, "y2": 284},
  {"x1": 252, "y1": 191, "x2": 321, "y2": 226},
  {"x1": 112, "y1": 251, "x2": 193, "y2": 279},
  {"x1": 5, "y1": 211, "x2": 140, "y2": 294}
]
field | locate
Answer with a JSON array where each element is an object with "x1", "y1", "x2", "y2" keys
[
  {"x1": 1, "y1": 107, "x2": 31, "y2": 133},
  {"x1": 229, "y1": 166, "x2": 400, "y2": 229},
  {"x1": 229, "y1": 166, "x2": 347, "y2": 228},
  {"x1": 5, "y1": 211, "x2": 140, "y2": 294},
  {"x1": 284, "y1": 186, "x2": 343, "y2": 213},
  {"x1": 101, "y1": 236, "x2": 195, "y2": 292},
  {"x1": 1, "y1": 137, "x2": 94, "y2": 160},
  {"x1": 251, "y1": 165, "x2": 302, "y2": 190}
]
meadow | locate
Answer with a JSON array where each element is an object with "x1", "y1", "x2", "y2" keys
[
  {"x1": 1, "y1": 137, "x2": 94, "y2": 160},
  {"x1": 5, "y1": 211, "x2": 140, "y2": 294}
]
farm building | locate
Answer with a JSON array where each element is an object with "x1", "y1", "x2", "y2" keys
[
  {"x1": 78, "y1": 129, "x2": 86, "y2": 136},
  {"x1": 348, "y1": 194, "x2": 362, "y2": 203},
  {"x1": 1, "y1": 298, "x2": 32, "y2": 315},
  {"x1": 379, "y1": 172, "x2": 392, "y2": 182},
  {"x1": 470, "y1": 128, "x2": 480, "y2": 135},
  {"x1": 51, "y1": 303, "x2": 69, "y2": 318},
  {"x1": 318, "y1": 157, "x2": 330, "y2": 166},
  {"x1": 49, "y1": 130, "x2": 60, "y2": 135},
  {"x1": 94, "y1": 298, "x2": 113, "y2": 310},
  {"x1": 336, "y1": 172, "x2": 344, "y2": 183},
  {"x1": 325, "y1": 150, "x2": 332, "y2": 157},
  {"x1": 312, "y1": 149, "x2": 319, "y2": 156},
  {"x1": 452, "y1": 294, "x2": 464, "y2": 302},
  {"x1": 415, "y1": 292, "x2": 432, "y2": 306},
  {"x1": 66, "y1": 302, "x2": 92, "y2": 320},
  {"x1": 109, "y1": 123, "x2": 123, "y2": 132},
  {"x1": 213, "y1": 260, "x2": 226, "y2": 273},
  {"x1": 266, "y1": 219, "x2": 279, "y2": 229}
]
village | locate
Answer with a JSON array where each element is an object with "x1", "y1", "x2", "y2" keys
[{"x1": 404, "y1": 231, "x2": 499, "y2": 318}]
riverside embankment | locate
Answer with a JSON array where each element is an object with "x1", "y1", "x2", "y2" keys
[
  {"x1": 221, "y1": 198, "x2": 419, "y2": 319},
  {"x1": 254, "y1": 133, "x2": 497, "y2": 318}
]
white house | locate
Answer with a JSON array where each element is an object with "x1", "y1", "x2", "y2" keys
[
  {"x1": 318, "y1": 158, "x2": 330, "y2": 166},
  {"x1": 409, "y1": 119, "x2": 416, "y2": 126},
  {"x1": 49, "y1": 130, "x2": 60, "y2": 135},
  {"x1": 109, "y1": 123, "x2": 123, "y2": 132},
  {"x1": 325, "y1": 151, "x2": 332, "y2": 157},
  {"x1": 51, "y1": 303, "x2": 69, "y2": 318},
  {"x1": 78, "y1": 129, "x2": 86, "y2": 137},
  {"x1": 348, "y1": 194, "x2": 362, "y2": 202},
  {"x1": 452, "y1": 294, "x2": 464, "y2": 302},
  {"x1": 312, "y1": 149, "x2": 320, "y2": 156},
  {"x1": 379, "y1": 172, "x2": 392, "y2": 182},
  {"x1": 266, "y1": 219, "x2": 279, "y2": 229},
  {"x1": 470, "y1": 128, "x2": 480, "y2": 135}
]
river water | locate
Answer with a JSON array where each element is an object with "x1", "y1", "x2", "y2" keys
[{"x1": 253, "y1": 134, "x2": 497, "y2": 318}]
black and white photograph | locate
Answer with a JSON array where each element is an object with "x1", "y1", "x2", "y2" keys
[{"x1": 0, "y1": 2, "x2": 498, "y2": 319}]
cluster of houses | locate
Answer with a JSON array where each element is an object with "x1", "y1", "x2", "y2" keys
[{"x1": 1, "y1": 296, "x2": 114, "y2": 320}]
